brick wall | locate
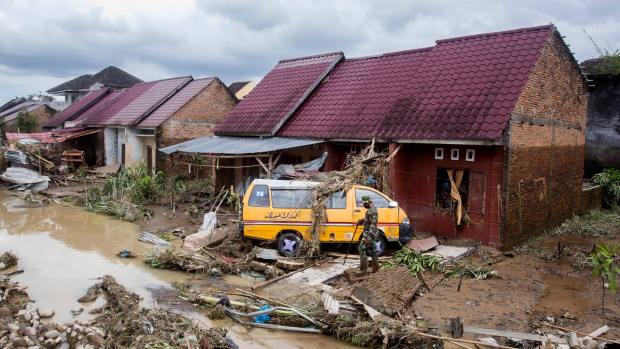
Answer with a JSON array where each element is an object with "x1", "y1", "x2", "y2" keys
[
  {"x1": 6, "y1": 105, "x2": 55, "y2": 132},
  {"x1": 503, "y1": 30, "x2": 589, "y2": 248},
  {"x1": 156, "y1": 79, "x2": 237, "y2": 174}
]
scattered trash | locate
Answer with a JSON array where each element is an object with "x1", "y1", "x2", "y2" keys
[
  {"x1": 0, "y1": 252, "x2": 18, "y2": 270},
  {"x1": 241, "y1": 271, "x2": 266, "y2": 284},
  {"x1": 253, "y1": 305, "x2": 272, "y2": 323},
  {"x1": 117, "y1": 249, "x2": 137, "y2": 258},
  {"x1": 1, "y1": 167, "x2": 50, "y2": 191},
  {"x1": 183, "y1": 212, "x2": 221, "y2": 251}
]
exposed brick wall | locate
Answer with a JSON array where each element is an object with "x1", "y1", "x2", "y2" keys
[
  {"x1": 156, "y1": 79, "x2": 237, "y2": 174},
  {"x1": 503, "y1": 30, "x2": 588, "y2": 248},
  {"x1": 6, "y1": 105, "x2": 55, "y2": 132}
]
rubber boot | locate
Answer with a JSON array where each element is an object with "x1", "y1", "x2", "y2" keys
[
  {"x1": 356, "y1": 257, "x2": 368, "y2": 276},
  {"x1": 372, "y1": 256, "x2": 380, "y2": 273}
]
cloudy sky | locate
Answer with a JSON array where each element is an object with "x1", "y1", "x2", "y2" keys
[{"x1": 1, "y1": 0, "x2": 618, "y2": 103}]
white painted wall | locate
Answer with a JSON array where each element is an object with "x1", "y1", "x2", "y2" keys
[{"x1": 103, "y1": 127, "x2": 118, "y2": 165}]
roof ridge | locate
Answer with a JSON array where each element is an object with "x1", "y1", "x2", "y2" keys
[
  {"x1": 346, "y1": 47, "x2": 433, "y2": 61},
  {"x1": 436, "y1": 24, "x2": 554, "y2": 44},
  {"x1": 278, "y1": 51, "x2": 344, "y2": 63},
  {"x1": 134, "y1": 75, "x2": 193, "y2": 85},
  {"x1": 192, "y1": 76, "x2": 216, "y2": 81}
]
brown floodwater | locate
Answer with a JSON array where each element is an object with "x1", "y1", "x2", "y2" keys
[{"x1": 0, "y1": 192, "x2": 357, "y2": 349}]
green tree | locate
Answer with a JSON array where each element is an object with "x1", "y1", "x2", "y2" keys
[
  {"x1": 589, "y1": 244, "x2": 620, "y2": 325},
  {"x1": 15, "y1": 108, "x2": 39, "y2": 133},
  {"x1": 0, "y1": 114, "x2": 6, "y2": 139}
]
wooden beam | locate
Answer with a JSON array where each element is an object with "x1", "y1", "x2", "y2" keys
[{"x1": 255, "y1": 157, "x2": 269, "y2": 174}]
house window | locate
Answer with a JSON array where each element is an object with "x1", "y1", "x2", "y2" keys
[
  {"x1": 435, "y1": 168, "x2": 469, "y2": 210},
  {"x1": 466, "y1": 149, "x2": 475, "y2": 162},
  {"x1": 451, "y1": 149, "x2": 459, "y2": 160},
  {"x1": 435, "y1": 148, "x2": 444, "y2": 160}
]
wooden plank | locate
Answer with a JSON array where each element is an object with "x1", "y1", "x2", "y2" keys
[{"x1": 251, "y1": 257, "x2": 331, "y2": 290}]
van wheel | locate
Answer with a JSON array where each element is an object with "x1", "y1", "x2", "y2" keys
[
  {"x1": 277, "y1": 232, "x2": 301, "y2": 257},
  {"x1": 375, "y1": 234, "x2": 388, "y2": 257}
]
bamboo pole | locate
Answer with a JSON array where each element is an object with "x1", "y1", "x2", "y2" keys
[
  {"x1": 191, "y1": 295, "x2": 297, "y2": 316},
  {"x1": 541, "y1": 323, "x2": 620, "y2": 345},
  {"x1": 406, "y1": 327, "x2": 517, "y2": 349}
]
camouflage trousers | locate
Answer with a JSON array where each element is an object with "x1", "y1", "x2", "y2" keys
[{"x1": 358, "y1": 232, "x2": 378, "y2": 258}]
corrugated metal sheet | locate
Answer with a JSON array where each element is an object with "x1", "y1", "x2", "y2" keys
[{"x1": 159, "y1": 136, "x2": 322, "y2": 155}]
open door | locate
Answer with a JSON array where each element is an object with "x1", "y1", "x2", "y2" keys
[{"x1": 146, "y1": 145, "x2": 153, "y2": 173}]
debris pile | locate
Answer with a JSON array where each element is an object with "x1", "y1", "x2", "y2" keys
[
  {"x1": 304, "y1": 140, "x2": 392, "y2": 257},
  {"x1": 0, "y1": 273, "x2": 235, "y2": 349},
  {"x1": 0, "y1": 251, "x2": 18, "y2": 271}
]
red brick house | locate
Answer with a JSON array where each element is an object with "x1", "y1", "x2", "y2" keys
[{"x1": 212, "y1": 24, "x2": 593, "y2": 248}]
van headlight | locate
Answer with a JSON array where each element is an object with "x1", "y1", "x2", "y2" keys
[{"x1": 402, "y1": 218, "x2": 410, "y2": 224}]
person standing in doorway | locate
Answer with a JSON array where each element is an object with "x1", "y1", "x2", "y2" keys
[{"x1": 357, "y1": 195, "x2": 380, "y2": 274}]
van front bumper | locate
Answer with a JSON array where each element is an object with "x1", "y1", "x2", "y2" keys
[{"x1": 399, "y1": 223, "x2": 414, "y2": 243}]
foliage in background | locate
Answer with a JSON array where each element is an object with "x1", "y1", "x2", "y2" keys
[
  {"x1": 76, "y1": 161, "x2": 160, "y2": 221},
  {"x1": 226, "y1": 192, "x2": 241, "y2": 213},
  {"x1": 553, "y1": 206, "x2": 620, "y2": 238},
  {"x1": 76, "y1": 161, "x2": 215, "y2": 221},
  {"x1": 0, "y1": 115, "x2": 6, "y2": 139},
  {"x1": 589, "y1": 244, "x2": 620, "y2": 324},
  {"x1": 15, "y1": 108, "x2": 39, "y2": 133},
  {"x1": 593, "y1": 168, "x2": 620, "y2": 206},
  {"x1": 583, "y1": 29, "x2": 620, "y2": 75}
]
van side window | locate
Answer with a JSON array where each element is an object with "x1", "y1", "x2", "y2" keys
[
  {"x1": 355, "y1": 189, "x2": 389, "y2": 208},
  {"x1": 248, "y1": 185, "x2": 270, "y2": 207},
  {"x1": 326, "y1": 191, "x2": 346, "y2": 209},
  {"x1": 271, "y1": 189, "x2": 312, "y2": 208}
]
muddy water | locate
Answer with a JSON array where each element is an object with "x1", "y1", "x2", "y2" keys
[{"x1": 0, "y1": 192, "x2": 357, "y2": 349}]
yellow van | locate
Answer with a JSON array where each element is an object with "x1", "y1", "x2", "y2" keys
[{"x1": 240, "y1": 179, "x2": 414, "y2": 256}]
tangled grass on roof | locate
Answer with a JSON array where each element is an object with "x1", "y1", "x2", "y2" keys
[{"x1": 302, "y1": 140, "x2": 391, "y2": 258}]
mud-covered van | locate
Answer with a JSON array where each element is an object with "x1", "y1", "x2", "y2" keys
[{"x1": 240, "y1": 179, "x2": 414, "y2": 256}]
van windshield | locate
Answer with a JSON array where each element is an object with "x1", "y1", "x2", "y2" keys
[
  {"x1": 248, "y1": 184, "x2": 270, "y2": 207},
  {"x1": 271, "y1": 189, "x2": 312, "y2": 209}
]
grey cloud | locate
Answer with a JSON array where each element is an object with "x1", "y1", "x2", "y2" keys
[
  {"x1": 196, "y1": 1, "x2": 289, "y2": 30},
  {"x1": 1, "y1": 0, "x2": 620, "y2": 103}
]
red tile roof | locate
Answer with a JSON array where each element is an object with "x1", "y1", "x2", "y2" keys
[
  {"x1": 83, "y1": 76, "x2": 191, "y2": 126},
  {"x1": 0, "y1": 102, "x2": 46, "y2": 122},
  {"x1": 73, "y1": 90, "x2": 123, "y2": 123},
  {"x1": 213, "y1": 52, "x2": 344, "y2": 136},
  {"x1": 135, "y1": 77, "x2": 216, "y2": 127},
  {"x1": 218, "y1": 25, "x2": 556, "y2": 141},
  {"x1": 43, "y1": 88, "x2": 111, "y2": 128}
]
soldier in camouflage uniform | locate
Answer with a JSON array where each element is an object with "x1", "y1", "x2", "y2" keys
[{"x1": 357, "y1": 195, "x2": 380, "y2": 274}]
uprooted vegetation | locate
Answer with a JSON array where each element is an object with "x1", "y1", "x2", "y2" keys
[
  {"x1": 89, "y1": 275, "x2": 234, "y2": 349},
  {"x1": 514, "y1": 206, "x2": 620, "y2": 258},
  {"x1": 382, "y1": 245, "x2": 499, "y2": 280},
  {"x1": 0, "y1": 251, "x2": 18, "y2": 270},
  {"x1": 303, "y1": 140, "x2": 392, "y2": 257},
  {"x1": 75, "y1": 161, "x2": 215, "y2": 221}
]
